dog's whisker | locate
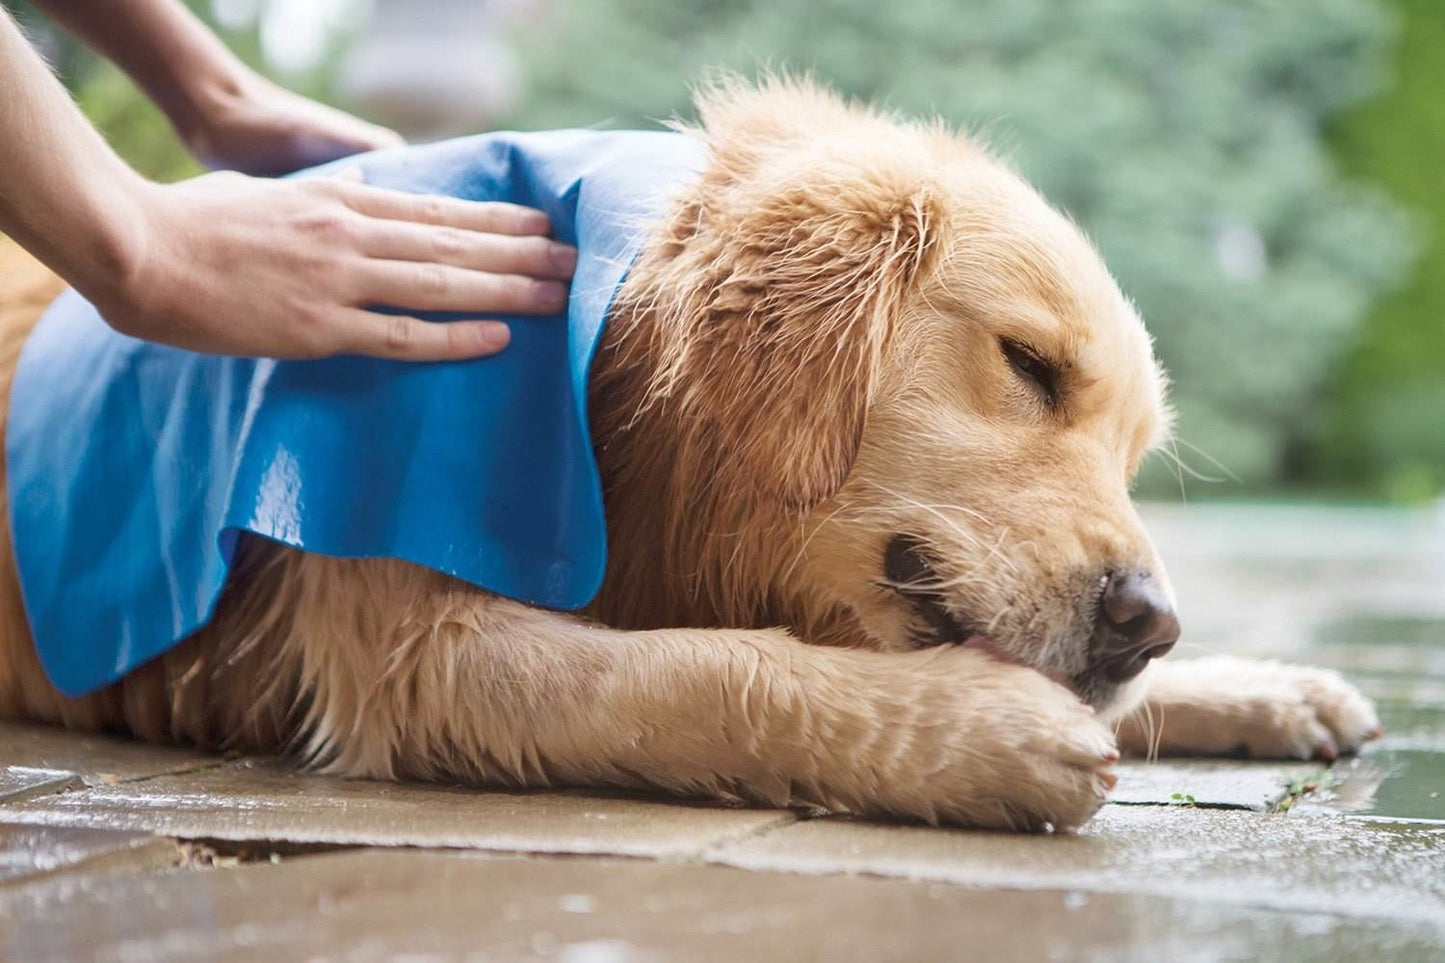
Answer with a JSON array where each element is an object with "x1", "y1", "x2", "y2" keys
[
  {"x1": 1154, "y1": 439, "x2": 1227, "y2": 486},
  {"x1": 1167, "y1": 435, "x2": 1188, "y2": 503},
  {"x1": 858, "y1": 480, "x2": 1019, "y2": 575},
  {"x1": 1149, "y1": 701, "x2": 1165, "y2": 762},
  {"x1": 1172, "y1": 435, "x2": 1242, "y2": 485}
]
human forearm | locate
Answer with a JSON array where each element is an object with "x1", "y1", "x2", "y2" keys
[
  {"x1": 0, "y1": 8, "x2": 148, "y2": 301},
  {"x1": 30, "y1": 0, "x2": 253, "y2": 142},
  {"x1": 3, "y1": 4, "x2": 574, "y2": 362},
  {"x1": 35, "y1": 0, "x2": 401, "y2": 174}
]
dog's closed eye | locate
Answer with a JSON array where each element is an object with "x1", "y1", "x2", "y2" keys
[{"x1": 1000, "y1": 338, "x2": 1062, "y2": 409}]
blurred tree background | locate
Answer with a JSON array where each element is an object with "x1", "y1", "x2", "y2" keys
[
  {"x1": 7, "y1": 0, "x2": 1443, "y2": 502},
  {"x1": 502, "y1": 0, "x2": 1435, "y2": 501},
  {"x1": 1322, "y1": 0, "x2": 1445, "y2": 503},
  {"x1": 7, "y1": 0, "x2": 359, "y2": 183}
]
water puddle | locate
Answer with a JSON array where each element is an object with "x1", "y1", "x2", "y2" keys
[
  {"x1": 1297, "y1": 702, "x2": 1445, "y2": 821},
  {"x1": 1299, "y1": 616, "x2": 1445, "y2": 822}
]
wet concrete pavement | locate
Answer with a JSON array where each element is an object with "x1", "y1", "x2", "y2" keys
[{"x1": 1, "y1": 503, "x2": 1443, "y2": 961}]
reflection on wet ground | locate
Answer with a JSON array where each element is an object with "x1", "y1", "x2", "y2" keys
[
  {"x1": 1295, "y1": 615, "x2": 1445, "y2": 821},
  {"x1": 1298, "y1": 700, "x2": 1445, "y2": 821}
]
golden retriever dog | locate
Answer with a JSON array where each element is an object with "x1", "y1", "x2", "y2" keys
[{"x1": 0, "y1": 81, "x2": 1381, "y2": 831}]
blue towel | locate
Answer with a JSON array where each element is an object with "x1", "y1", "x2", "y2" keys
[{"x1": 6, "y1": 129, "x2": 706, "y2": 697}]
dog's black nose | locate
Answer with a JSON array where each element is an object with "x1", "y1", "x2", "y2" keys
[{"x1": 1094, "y1": 572, "x2": 1180, "y2": 682}]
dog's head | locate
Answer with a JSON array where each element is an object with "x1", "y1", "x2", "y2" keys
[{"x1": 608, "y1": 80, "x2": 1179, "y2": 717}]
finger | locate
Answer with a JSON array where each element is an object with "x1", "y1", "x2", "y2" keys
[
  {"x1": 332, "y1": 309, "x2": 512, "y2": 361},
  {"x1": 337, "y1": 183, "x2": 553, "y2": 236},
  {"x1": 360, "y1": 221, "x2": 577, "y2": 279},
  {"x1": 363, "y1": 125, "x2": 407, "y2": 150},
  {"x1": 313, "y1": 108, "x2": 405, "y2": 153},
  {"x1": 359, "y1": 260, "x2": 569, "y2": 316}
]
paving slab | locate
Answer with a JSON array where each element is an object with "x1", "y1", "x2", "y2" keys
[
  {"x1": 1112, "y1": 759, "x2": 1321, "y2": 811},
  {"x1": 0, "y1": 722, "x2": 220, "y2": 788},
  {"x1": 2, "y1": 847, "x2": 1440, "y2": 963},
  {"x1": 707, "y1": 805, "x2": 1445, "y2": 926},
  {"x1": 0, "y1": 767, "x2": 80, "y2": 805},
  {"x1": 0, "y1": 822, "x2": 181, "y2": 885},
  {"x1": 0, "y1": 760, "x2": 795, "y2": 858}
]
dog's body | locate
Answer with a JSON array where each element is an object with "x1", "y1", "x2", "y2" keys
[{"x1": 0, "y1": 83, "x2": 1379, "y2": 831}]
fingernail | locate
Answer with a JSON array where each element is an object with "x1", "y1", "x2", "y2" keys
[
  {"x1": 1099, "y1": 771, "x2": 1118, "y2": 791},
  {"x1": 1101, "y1": 748, "x2": 1120, "y2": 763},
  {"x1": 334, "y1": 166, "x2": 366, "y2": 183},
  {"x1": 537, "y1": 280, "x2": 569, "y2": 312},
  {"x1": 550, "y1": 243, "x2": 578, "y2": 275},
  {"x1": 477, "y1": 322, "x2": 510, "y2": 352}
]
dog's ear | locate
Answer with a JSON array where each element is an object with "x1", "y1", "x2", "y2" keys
[{"x1": 669, "y1": 138, "x2": 944, "y2": 514}]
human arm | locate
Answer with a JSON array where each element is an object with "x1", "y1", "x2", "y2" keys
[
  {"x1": 31, "y1": 0, "x2": 403, "y2": 174},
  {"x1": 0, "y1": 7, "x2": 575, "y2": 360}
]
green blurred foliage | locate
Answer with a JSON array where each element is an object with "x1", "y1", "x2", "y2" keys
[
  {"x1": 9, "y1": 0, "x2": 350, "y2": 183},
  {"x1": 10, "y1": 0, "x2": 195, "y2": 181},
  {"x1": 504, "y1": 0, "x2": 1422, "y2": 498},
  {"x1": 73, "y1": 65, "x2": 203, "y2": 184},
  {"x1": 10, "y1": 0, "x2": 1437, "y2": 500},
  {"x1": 1314, "y1": 0, "x2": 1445, "y2": 502}
]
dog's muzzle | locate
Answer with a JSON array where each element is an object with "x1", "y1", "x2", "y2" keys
[
  {"x1": 883, "y1": 534, "x2": 982, "y2": 647},
  {"x1": 1084, "y1": 571, "x2": 1180, "y2": 683}
]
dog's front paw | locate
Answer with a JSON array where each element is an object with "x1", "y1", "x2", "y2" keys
[
  {"x1": 887, "y1": 650, "x2": 1120, "y2": 832},
  {"x1": 1139, "y1": 654, "x2": 1383, "y2": 761}
]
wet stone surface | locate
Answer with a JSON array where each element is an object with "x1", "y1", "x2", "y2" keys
[
  {"x1": 3, "y1": 848, "x2": 1442, "y2": 963},
  {"x1": 0, "y1": 503, "x2": 1442, "y2": 959},
  {"x1": 0, "y1": 758, "x2": 796, "y2": 858},
  {"x1": 0, "y1": 721, "x2": 219, "y2": 788},
  {"x1": 1315, "y1": 614, "x2": 1445, "y2": 650},
  {"x1": 0, "y1": 823, "x2": 181, "y2": 884},
  {"x1": 707, "y1": 806, "x2": 1445, "y2": 925},
  {"x1": 0, "y1": 767, "x2": 79, "y2": 805},
  {"x1": 1111, "y1": 759, "x2": 1320, "y2": 811}
]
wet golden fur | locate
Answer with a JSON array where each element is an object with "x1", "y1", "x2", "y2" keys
[{"x1": 0, "y1": 81, "x2": 1378, "y2": 830}]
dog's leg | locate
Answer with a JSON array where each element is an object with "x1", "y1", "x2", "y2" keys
[
  {"x1": 377, "y1": 609, "x2": 1119, "y2": 830},
  {"x1": 1114, "y1": 655, "x2": 1381, "y2": 761},
  {"x1": 264, "y1": 558, "x2": 1118, "y2": 831}
]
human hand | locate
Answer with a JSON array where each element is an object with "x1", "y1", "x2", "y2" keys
[
  {"x1": 87, "y1": 169, "x2": 577, "y2": 361},
  {"x1": 180, "y1": 75, "x2": 406, "y2": 176}
]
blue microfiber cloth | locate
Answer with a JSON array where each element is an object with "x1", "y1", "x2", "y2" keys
[{"x1": 6, "y1": 129, "x2": 706, "y2": 697}]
